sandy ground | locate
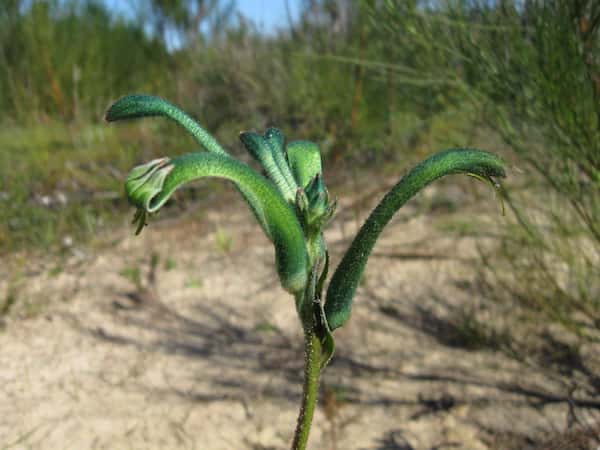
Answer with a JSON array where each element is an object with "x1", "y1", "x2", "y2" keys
[{"x1": 1, "y1": 186, "x2": 598, "y2": 450}]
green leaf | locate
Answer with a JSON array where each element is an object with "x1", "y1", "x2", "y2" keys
[
  {"x1": 286, "y1": 141, "x2": 323, "y2": 189},
  {"x1": 314, "y1": 251, "x2": 334, "y2": 369},
  {"x1": 316, "y1": 251, "x2": 329, "y2": 298},
  {"x1": 324, "y1": 149, "x2": 506, "y2": 331},
  {"x1": 105, "y1": 94, "x2": 228, "y2": 155},
  {"x1": 125, "y1": 152, "x2": 309, "y2": 294},
  {"x1": 316, "y1": 298, "x2": 335, "y2": 370}
]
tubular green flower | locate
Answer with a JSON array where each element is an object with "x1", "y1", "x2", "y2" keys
[
  {"x1": 264, "y1": 128, "x2": 299, "y2": 197},
  {"x1": 240, "y1": 131, "x2": 297, "y2": 202},
  {"x1": 125, "y1": 152, "x2": 309, "y2": 294},
  {"x1": 324, "y1": 149, "x2": 506, "y2": 331},
  {"x1": 105, "y1": 94, "x2": 275, "y2": 237}
]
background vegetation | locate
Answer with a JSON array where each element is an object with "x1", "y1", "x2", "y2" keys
[{"x1": 1, "y1": 0, "x2": 598, "y2": 430}]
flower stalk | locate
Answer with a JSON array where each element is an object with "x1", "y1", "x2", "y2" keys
[{"x1": 292, "y1": 326, "x2": 323, "y2": 450}]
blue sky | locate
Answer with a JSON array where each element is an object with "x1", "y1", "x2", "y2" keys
[
  {"x1": 104, "y1": 0, "x2": 301, "y2": 33},
  {"x1": 236, "y1": 0, "x2": 300, "y2": 31}
]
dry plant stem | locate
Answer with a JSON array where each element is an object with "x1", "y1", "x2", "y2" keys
[{"x1": 292, "y1": 327, "x2": 323, "y2": 450}]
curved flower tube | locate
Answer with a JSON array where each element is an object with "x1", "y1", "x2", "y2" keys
[
  {"x1": 105, "y1": 94, "x2": 228, "y2": 156},
  {"x1": 125, "y1": 152, "x2": 309, "y2": 294},
  {"x1": 324, "y1": 149, "x2": 506, "y2": 330}
]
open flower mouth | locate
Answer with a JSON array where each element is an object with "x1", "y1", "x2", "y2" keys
[{"x1": 124, "y1": 157, "x2": 175, "y2": 235}]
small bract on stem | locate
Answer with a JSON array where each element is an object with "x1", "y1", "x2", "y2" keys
[{"x1": 106, "y1": 94, "x2": 506, "y2": 450}]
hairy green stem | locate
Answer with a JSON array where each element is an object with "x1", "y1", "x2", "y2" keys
[{"x1": 292, "y1": 326, "x2": 322, "y2": 450}]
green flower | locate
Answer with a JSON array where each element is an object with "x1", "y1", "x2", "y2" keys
[{"x1": 107, "y1": 93, "x2": 506, "y2": 450}]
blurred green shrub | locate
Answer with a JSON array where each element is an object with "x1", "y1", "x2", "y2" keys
[
  {"x1": 373, "y1": 0, "x2": 599, "y2": 335},
  {"x1": 0, "y1": 0, "x2": 171, "y2": 123}
]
